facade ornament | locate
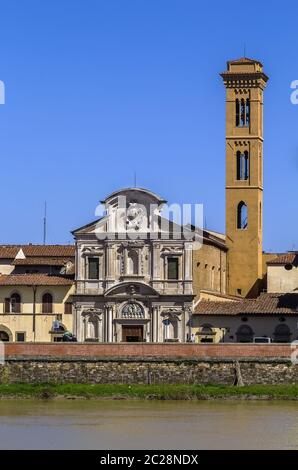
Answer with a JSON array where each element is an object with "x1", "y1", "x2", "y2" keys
[
  {"x1": 121, "y1": 302, "x2": 144, "y2": 319},
  {"x1": 126, "y1": 203, "x2": 146, "y2": 231}
]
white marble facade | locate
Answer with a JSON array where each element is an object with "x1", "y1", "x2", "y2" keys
[{"x1": 72, "y1": 188, "x2": 194, "y2": 342}]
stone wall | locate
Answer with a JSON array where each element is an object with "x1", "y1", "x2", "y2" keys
[
  {"x1": 0, "y1": 343, "x2": 297, "y2": 385},
  {"x1": 0, "y1": 357, "x2": 297, "y2": 385}
]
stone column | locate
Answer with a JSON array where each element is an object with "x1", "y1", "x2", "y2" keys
[
  {"x1": 184, "y1": 243, "x2": 192, "y2": 280},
  {"x1": 154, "y1": 306, "x2": 159, "y2": 342},
  {"x1": 151, "y1": 307, "x2": 157, "y2": 342},
  {"x1": 108, "y1": 305, "x2": 113, "y2": 342},
  {"x1": 106, "y1": 244, "x2": 114, "y2": 279},
  {"x1": 152, "y1": 243, "x2": 160, "y2": 279}
]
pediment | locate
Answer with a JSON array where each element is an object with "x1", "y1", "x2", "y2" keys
[{"x1": 104, "y1": 281, "x2": 159, "y2": 297}]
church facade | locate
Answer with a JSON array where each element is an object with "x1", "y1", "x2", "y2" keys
[{"x1": 71, "y1": 188, "x2": 194, "y2": 343}]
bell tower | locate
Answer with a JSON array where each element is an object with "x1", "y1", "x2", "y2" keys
[{"x1": 220, "y1": 58, "x2": 268, "y2": 298}]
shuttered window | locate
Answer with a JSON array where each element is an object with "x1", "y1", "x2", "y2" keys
[
  {"x1": 42, "y1": 293, "x2": 53, "y2": 314},
  {"x1": 64, "y1": 302, "x2": 72, "y2": 314},
  {"x1": 4, "y1": 298, "x2": 10, "y2": 313}
]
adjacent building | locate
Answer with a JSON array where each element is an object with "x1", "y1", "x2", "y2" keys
[{"x1": 0, "y1": 245, "x2": 75, "y2": 342}]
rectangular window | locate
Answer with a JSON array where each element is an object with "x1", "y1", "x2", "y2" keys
[
  {"x1": 88, "y1": 257, "x2": 99, "y2": 279},
  {"x1": 167, "y1": 258, "x2": 179, "y2": 280},
  {"x1": 64, "y1": 303, "x2": 72, "y2": 314},
  {"x1": 16, "y1": 332, "x2": 25, "y2": 342}
]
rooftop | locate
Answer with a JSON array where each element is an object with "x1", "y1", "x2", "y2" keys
[
  {"x1": 0, "y1": 274, "x2": 74, "y2": 286},
  {"x1": 194, "y1": 293, "x2": 298, "y2": 316}
]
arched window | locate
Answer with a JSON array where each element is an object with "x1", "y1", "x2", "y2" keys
[
  {"x1": 236, "y1": 151, "x2": 249, "y2": 180},
  {"x1": 246, "y1": 99, "x2": 250, "y2": 126},
  {"x1": 236, "y1": 325, "x2": 254, "y2": 343},
  {"x1": 42, "y1": 293, "x2": 53, "y2": 314},
  {"x1": 274, "y1": 324, "x2": 291, "y2": 343},
  {"x1": 240, "y1": 99, "x2": 245, "y2": 126},
  {"x1": 0, "y1": 326, "x2": 12, "y2": 342},
  {"x1": 236, "y1": 98, "x2": 250, "y2": 127},
  {"x1": 235, "y1": 99, "x2": 240, "y2": 126},
  {"x1": 127, "y1": 250, "x2": 138, "y2": 275},
  {"x1": 237, "y1": 202, "x2": 248, "y2": 229},
  {"x1": 10, "y1": 293, "x2": 21, "y2": 313}
]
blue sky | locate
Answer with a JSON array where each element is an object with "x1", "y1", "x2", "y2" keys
[{"x1": 0, "y1": 0, "x2": 298, "y2": 252}]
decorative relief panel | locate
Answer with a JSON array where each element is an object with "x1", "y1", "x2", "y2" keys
[{"x1": 121, "y1": 302, "x2": 144, "y2": 319}]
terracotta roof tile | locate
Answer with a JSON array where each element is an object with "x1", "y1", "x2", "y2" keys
[
  {"x1": 267, "y1": 253, "x2": 298, "y2": 265},
  {"x1": 0, "y1": 274, "x2": 73, "y2": 286},
  {"x1": 0, "y1": 245, "x2": 75, "y2": 259},
  {"x1": 12, "y1": 257, "x2": 73, "y2": 266},
  {"x1": 228, "y1": 57, "x2": 263, "y2": 66},
  {"x1": 194, "y1": 293, "x2": 298, "y2": 316}
]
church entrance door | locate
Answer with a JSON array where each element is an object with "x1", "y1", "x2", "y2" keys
[{"x1": 122, "y1": 325, "x2": 143, "y2": 342}]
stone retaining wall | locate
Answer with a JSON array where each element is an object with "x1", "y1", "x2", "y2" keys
[{"x1": 0, "y1": 344, "x2": 297, "y2": 385}]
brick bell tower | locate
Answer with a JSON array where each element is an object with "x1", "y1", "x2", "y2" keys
[{"x1": 220, "y1": 58, "x2": 269, "y2": 298}]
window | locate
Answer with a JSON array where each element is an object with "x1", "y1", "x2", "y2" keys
[
  {"x1": 245, "y1": 99, "x2": 250, "y2": 126},
  {"x1": 16, "y1": 332, "x2": 25, "y2": 342},
  {"x1": 167, "y1": 258, "x2": 179, "y2": 280},
  {"x1": 0, "y1": 330, "x2": 10, "y2": 342},
  {"x1": 235, "y1": 99, "x2": 240, "y2": 127},
  {"x1": 64, "y1": 303, "x2": 72, "y2": 314},
  {"x1": 236, "y1": 151, "x2": 249, "y2": 180},
  {"x1": 88, "y1": 257, "x2": 99, "y2": 279},
  {"x1": 127, "y1": 250, "x2": 138, "y2": 275},
  {"x1": 10, "y1": 293, "x2": 21, "y2": 313},
  {"x1": 236, "y1": 98, "x2": 250, "y2": 127},
  {"x1": 237, "y1": 202, "x2": 248, "y2": 229},
  {"x1": 42, "y1": 293, "x2": 53, "y2": 314}
]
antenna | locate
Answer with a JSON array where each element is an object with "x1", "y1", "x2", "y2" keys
[
  {"x1": 43, "y1": 202, "x2": 47, "y2": 245},
  {"x1": 134, "y1": 171, "x2": 137, "y2": 188},
  {"x1": 244, "y1": 43, "x2": 246, "y2": 57}
]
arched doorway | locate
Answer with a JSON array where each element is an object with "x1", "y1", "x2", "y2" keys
[
  {"x1": 274, "y1": 324, "x2": 291, "y2": 343},
  {"x1": 236, "y1": 325, "x2": 254, "y2": 343},
  {"x1": 121, "y1": 302, "x2": 144, "y2": 342}
]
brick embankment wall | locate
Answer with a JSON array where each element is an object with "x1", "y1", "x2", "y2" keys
[
  {"x1": 0, "y1": 343, "x2": 297, "y2": 385},
  {"x1": 3, "y1": 342, "x2": 294, "y2": 359}
]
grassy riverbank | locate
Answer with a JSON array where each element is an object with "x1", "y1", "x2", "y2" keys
[{"x1": 0, "y1": 383, "x2": 297, "y2": 400}]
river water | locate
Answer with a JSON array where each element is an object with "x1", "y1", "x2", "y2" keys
[{"x1": 0, "y1": 400, "x2": 297, "y2": 449}]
